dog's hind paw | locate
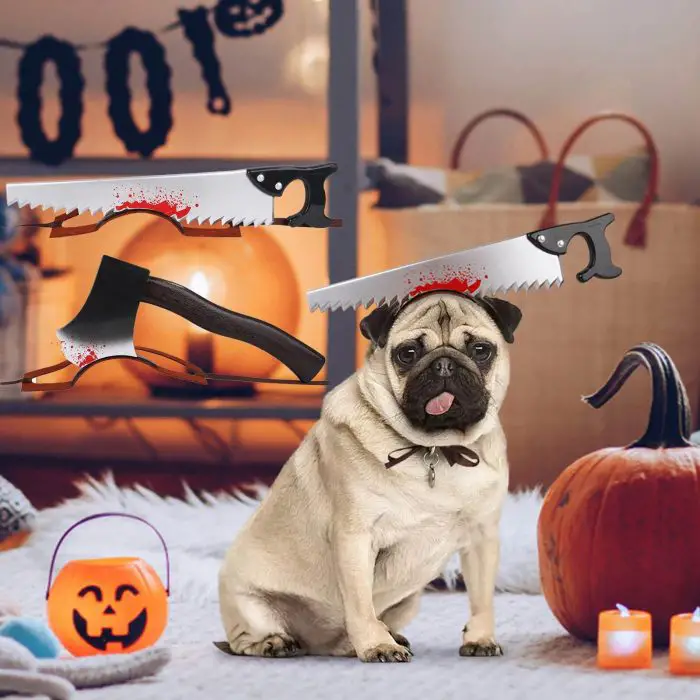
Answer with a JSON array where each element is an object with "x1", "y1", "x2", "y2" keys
[
  {"x1": 360, "y1": 642, "x2": 412, "y2": 663},
  {"x1": 459, "y1": 639, "x2": 504, "y2": 657},
  {"x1": 259, "y1": 634, "x2": 304, "y2": 658},
  {"x1": 389, "y1": 632, "x2": 412, "y2": 652},
  {"x1": 216, "y1": 634, "x2": 305, "y2": 658}
]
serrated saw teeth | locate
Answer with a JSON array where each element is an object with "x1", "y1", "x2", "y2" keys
[
  {"x1": 308, "y1": 274, "x2": 564, "y2": 311},
  {"x1": 483, "y1": 276, "x2": 563, "y2": 295},
  {"x1": 306, "y1": 213, "x2": 621, "y2": 312}
]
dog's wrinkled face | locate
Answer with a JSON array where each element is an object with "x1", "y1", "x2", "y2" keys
[{"x1": 360, "y1": 292, "x2": 522, "y2": 435}]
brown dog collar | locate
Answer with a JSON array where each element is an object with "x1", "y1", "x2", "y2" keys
[{"x1": 385, "y1": 444, "x2": 480, "y2": 488}]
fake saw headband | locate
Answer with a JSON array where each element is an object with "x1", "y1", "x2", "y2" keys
[
  {"x1": 6, "y1": 163, "x2": 342, "y2": 238},
  {"x1": 0, "y1": 256, "x2": 327, "y2": 392}
]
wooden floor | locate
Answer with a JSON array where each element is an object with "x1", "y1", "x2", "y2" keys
[{"x1": 1, "y1": 455, "x2": 280, "y2": 509}]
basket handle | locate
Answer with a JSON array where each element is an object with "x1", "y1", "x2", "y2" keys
[
  {"x1": 539, "y1": 112, "x2": 659, "y2": 248},
  {"x1": 449, "y1": 108, "x2": 549, "y2": 170},
  {"x1": 45, "y1": 512, "x2": 170, "y2": 600}
]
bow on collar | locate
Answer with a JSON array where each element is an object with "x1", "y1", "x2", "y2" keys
[{"x1": 385, "y1": 445, "x2": 480, "y2": 470}]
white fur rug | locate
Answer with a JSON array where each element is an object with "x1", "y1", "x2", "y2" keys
[
  {"x1": 1, "y1": 474, "x2": 543, "y2": 604},
  {"x1": 2, "y1": 476, "x2": 697, "y2": 698}
]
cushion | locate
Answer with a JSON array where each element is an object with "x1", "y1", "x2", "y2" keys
[
  {"x1": 0, "y1": 476, "x2": 36, "y2": 551},
  {"x1": 365, "y1": 149, "x2": 652, "y2": 209}
]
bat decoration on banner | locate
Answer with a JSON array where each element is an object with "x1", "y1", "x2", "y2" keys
[
  {"x1": 6, "y1": 162, "x2": 342, "y2": 236},
  {"x1": 308, "y1": 214, "x2": 622, "y2": 311},
  {"x1": 214, "y1": 0, "x2": 284, "y2": 38},
  {"x1": 0, "y1": 255, "x2": 326, "y2": 393},
  {"x1": 5, "y1": 1, "x2": 284, "y2": 165},
  {"x1": 178, "y1": 6, "x2": 231, "y2": 115}
]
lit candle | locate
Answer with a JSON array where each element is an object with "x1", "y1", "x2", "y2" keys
[
  {"x1": 669, "y1": 607, "x2": 700, "y2": 675},
  {"x1": 186, "y1": 271, "x2": 214, "y2": 373},
  {"x1": 597, "y1": 603, "x2": 652, "y2": 669}
]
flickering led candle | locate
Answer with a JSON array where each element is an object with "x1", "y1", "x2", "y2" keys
[
  {"x1": 669, "y1": 607, "x2": 700, "y2": 675},
  {"x1": 597, "y1": 603, "x2": 652, "y2": 669}
]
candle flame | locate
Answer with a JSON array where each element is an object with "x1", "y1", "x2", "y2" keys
[
  {"x1": 189, "y1": 271, "x2": 209, "y2": 297},
  {"x1": 693, "y1": 607, "x2": 700, "y2": 622},
  {"x1": 187, "y1": 271, "x2": 210, "y2": 335},
  {"x1": 616, "y1": 603, "x2": 630, "y2": 617},
  {"x1": 607, "y1": 631, "x2": 645, "y2": 656}
]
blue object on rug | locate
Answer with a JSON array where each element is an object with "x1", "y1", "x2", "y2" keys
[{"x1": 0, "y1": 617, "x2": 61, "y2": 658}]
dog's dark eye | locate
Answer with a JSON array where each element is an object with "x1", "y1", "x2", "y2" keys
[
  {"x1": 394, "y1": 342, "x2": 422, "y2": 367},
  {"x1": 468, "y1": 341, "x2": 494, "y2": 364}
]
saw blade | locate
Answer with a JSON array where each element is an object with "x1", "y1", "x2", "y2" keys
[
  {"x1": 5, "y1": 170, "x2": 275, "y2": 227},
  {"x1": 307, "y1": 235, "x2": 564, "y2": 311}
]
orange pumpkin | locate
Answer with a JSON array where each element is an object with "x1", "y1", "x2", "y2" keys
[
  {"x1": 538, "y1": 342, "x2": 700, "y2": 647},
  {"x1": 46, "y1": 513, "x2": 169, "y2": 656}
]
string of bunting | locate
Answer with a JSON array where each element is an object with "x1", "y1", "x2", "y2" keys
[{"x1": 1, "y1": 0, "x2": 284, "y2": 166}]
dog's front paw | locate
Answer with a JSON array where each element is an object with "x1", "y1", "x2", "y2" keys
[
  {"x1": 459, "y1": 638, "x2": 504, "y2": 657},
  {"x1": 359, "y1": 642, "x2": 412, "y2": 663}
]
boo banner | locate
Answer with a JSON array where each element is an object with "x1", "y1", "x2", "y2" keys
[{"x1": 9, "y1": 0, "x2": 284, "y2": 166}]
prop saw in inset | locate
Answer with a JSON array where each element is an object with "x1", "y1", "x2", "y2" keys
[
  {"x1": 307, "y1": 213, "x2": 621, "y2": 311},
  {"x1": 5, "y1": 163, "x2": 342, "y2": 237}
]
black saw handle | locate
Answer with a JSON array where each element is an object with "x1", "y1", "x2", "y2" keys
[
  {"x1": 246, "y1": 163, "x2": 342, "y2": 228},
  {"x1": 526, "y1": 213, "x2": 622, "y2": 283},
  {"x1": 142, "y1": 277, "x2": 326, "y2": 383}
]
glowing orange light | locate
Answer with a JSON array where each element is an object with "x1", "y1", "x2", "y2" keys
[
  {"x1": 597, "y1": 603, "x2": 652, "y2": 670},
  {"x1": 669, "y1": 607, "x2": 700, "y2": 675},
  {"x1": 47, "y1": 557, "x2": 168, "y2": 657}
]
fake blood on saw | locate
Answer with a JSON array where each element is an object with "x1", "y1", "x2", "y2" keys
[
  {"x1": 115, "y1": 200, "x2": 192, "y2": 218},
  {"x1": 409, "y1": 276, "x2": 483, "y2": 298}
]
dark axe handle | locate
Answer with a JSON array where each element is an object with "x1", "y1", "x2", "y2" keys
[
  {"x1": 246, "y1": 163, "x2": 342, "y2": 228},
  {"x1": 142, "y1": 276, "x2": 326, "y2": 383}
]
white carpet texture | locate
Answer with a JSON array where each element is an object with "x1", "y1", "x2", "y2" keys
[{"x1": 1, "y1": 475, "x2": 698, "y2": 699}]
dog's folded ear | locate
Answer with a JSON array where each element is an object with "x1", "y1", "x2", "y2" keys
[
  {"x1": 473, "y1": 296, "x2": 522, "y2": 344},
  {"x1": 359, "y1": 303, "x2": 400, "y2": 348}
]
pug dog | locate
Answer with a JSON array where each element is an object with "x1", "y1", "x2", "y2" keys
[{"x1": 218, "y1": 290, "x2": 522, "y2": 662}]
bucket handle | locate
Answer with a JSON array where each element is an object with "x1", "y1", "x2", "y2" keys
[{"x1": 45, "y1": 512, "x2": 170, "y2": 600}]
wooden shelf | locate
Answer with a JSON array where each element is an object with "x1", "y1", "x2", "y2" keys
[
  {"x1": 0, "y1": 392, "x2": 323, "y2": 420},
  {"x1": 0, "y1": 157, "x2": 320, "y2": 178}
]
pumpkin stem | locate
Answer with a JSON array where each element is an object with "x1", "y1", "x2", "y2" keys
[
  {"x1": 651, "y1": 342, "x2": 694, "y2": 447},
  {"x1": 582, "y1": 343, "x2": 685, "y2": 449}
]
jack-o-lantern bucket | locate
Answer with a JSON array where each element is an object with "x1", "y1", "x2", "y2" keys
[{"x1": 46, "y1": 512, "x2": 170, "y2": 656}]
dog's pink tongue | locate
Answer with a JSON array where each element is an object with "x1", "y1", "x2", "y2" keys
[{"x1": 425, "y1": 391, "x2": 455, "y2": 416}]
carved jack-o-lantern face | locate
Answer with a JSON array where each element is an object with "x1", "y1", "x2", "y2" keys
[
  {"x1": 72, "y1": 582, "x2": 147, "y2": 651},
  {"x1": 47, "y1": 557, "x2": 168, "y2": 656}
]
